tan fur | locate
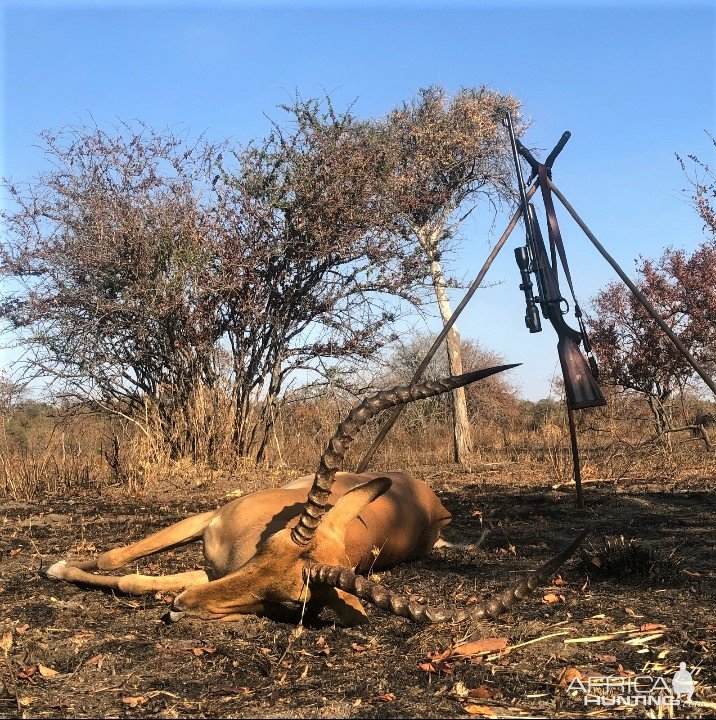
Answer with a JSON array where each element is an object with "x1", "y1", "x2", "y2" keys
[{"x1": 45, "y1": 472, "x2": 451, "y2": 624}]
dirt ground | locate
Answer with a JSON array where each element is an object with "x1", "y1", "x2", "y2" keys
[{"x1": 1, "y1": 469, "x2": 714, "y2": 719}]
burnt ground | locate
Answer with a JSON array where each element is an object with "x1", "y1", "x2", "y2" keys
[{"x1": 1, "y1": 472, "x2": 714, "y2": 719}]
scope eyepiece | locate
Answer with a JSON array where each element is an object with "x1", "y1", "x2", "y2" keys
[{"x1": 526, "y1": 305, "x2": 542, "y2": 333}]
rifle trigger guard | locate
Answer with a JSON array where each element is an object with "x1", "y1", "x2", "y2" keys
[{"x1": 544, "y1": 296, "x2": 570, "y2": 314}]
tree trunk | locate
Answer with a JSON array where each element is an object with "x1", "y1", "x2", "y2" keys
[
  {"x1": 418, "y1": 227, "x2": 473, "y2": 464},
  {"x1": 647, "y1": 391, "x2": 673, "y2": 453}
]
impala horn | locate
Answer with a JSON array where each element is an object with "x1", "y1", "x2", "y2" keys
[
  {"x1": 305, "y1": 527, "x2": 589, "y2": 623},
  {"x1": 290, "y1": 365, "x2": 520, "y2": 546}
]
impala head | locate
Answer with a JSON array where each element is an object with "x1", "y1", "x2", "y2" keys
[
  {"x1": 170, "y1": 476, "x2": 393, "y2": 622},
  {"x1": 170, "y1": 365, "x2": 589, "y2": 626}
]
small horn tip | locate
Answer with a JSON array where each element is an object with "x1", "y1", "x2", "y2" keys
[
  {"x1": 495, "y1": 362, "x2": 522, "y2": 371},
  {"x1": 463, "y1": 363, "x2": 522, "y2": 382}
]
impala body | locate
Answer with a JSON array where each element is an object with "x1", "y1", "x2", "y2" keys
[{"x1": 204, "y1": 471, "x2": 451, "y2": 579}]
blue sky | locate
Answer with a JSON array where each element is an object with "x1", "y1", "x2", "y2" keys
[{"x1": 1, "y1": 0, "x2": 714, "y2": 400}]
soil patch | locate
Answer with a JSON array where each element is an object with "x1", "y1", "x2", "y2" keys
[{"x1": 1, "y1": 473, "x2": 714, "y2": 718}]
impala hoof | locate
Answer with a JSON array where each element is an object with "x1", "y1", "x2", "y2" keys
[
  {"x1": 165, "y1": 609, "x2": 185, "y2": 623},
  {"x1": 44, "y1": 560, "x2": 67, "y2": 579}
]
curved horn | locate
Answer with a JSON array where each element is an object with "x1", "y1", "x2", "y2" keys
[
  {"x1": 290, "y1": 365, "x2": 520, "y2": 546},
  {"x1": 305, "y1": 527, "x2": 589, "y2": 622}
]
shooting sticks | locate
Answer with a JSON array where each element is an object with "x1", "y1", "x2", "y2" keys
[{"x1": 357, "y1": 115, "x2": 716, "y2": 508}]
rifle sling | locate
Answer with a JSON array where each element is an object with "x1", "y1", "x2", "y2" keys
[{"x1": 538, "y1": 164, "x2": 579, "y2": 312}]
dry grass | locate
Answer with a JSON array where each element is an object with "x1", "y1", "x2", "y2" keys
[{"x1": 1, "y1": 386, "x2": 714, "y2": 500}]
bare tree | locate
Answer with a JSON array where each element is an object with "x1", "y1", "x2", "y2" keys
[
  {"x1": 1, "y1": 124, "x2": 229, "y2": 455},
  {"x1": 377, "y1": 333, "x2": 518, "y2": 429},
  {"x1": 365, "y1": 86, "x2": 522, "y2": 463},
  {"x1": 677, "y1": 133, "x2": 716, "y2": 237},
  {"x1": 588, "y1": 266, "x2": 694, "y2": 437}
]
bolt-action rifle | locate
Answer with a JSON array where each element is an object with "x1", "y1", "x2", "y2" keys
[{"x1": 504, "y1": 111, "x2": 605, "y2": 410}]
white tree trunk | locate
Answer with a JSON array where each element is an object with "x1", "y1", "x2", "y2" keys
[{"x1": 418, "y1": 226, "x2": 474, "y2": 464}]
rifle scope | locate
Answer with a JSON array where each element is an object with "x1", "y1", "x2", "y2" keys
[{"x1": 514, "y1": 246, "x2": 542, "y2": 333}]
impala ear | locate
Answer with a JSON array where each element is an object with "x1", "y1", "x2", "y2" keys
[{"x1": 322, "y1": 477, "x2": 392, "y2": 532}]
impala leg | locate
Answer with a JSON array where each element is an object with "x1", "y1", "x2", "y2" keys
[
  {"x1": 45, "y1": 564, "x2": 209, "y2": 595},
  {"x1": 47, "y1": 510, "x2": 216, "y2": 575}
]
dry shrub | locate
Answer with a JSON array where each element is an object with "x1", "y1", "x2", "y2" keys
[
  {"x1": 0, "y1": 403, "x2": 106, "y2": 499},
  {"x1": 2, "y1": 379, "x2": 714, "y2": 501}
]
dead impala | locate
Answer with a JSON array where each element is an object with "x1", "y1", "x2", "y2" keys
[{"x1": 45, "y1": 366, "x2": 588, "y2": 625}]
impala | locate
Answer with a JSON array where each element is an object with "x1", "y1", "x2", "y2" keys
[{"x1": 45, "y1": 366, "x2": 587, "y2": 626}]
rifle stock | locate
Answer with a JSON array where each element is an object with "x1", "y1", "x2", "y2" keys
[{"x1": 558, "y1": 333, "x2": 607, "y2": 409}]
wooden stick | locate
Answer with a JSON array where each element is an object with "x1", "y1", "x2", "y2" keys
[{"x1": 566, "y1": 404, "x2": 584, "y2": 508}]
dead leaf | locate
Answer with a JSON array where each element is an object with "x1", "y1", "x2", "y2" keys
[
  {"x1": 16, "y1": 624, "x2": 29, "y2": 635},
  {"x1": 191, "y1": 646, "x2": 216, "y2": 657},
  {"x1": 468, "y1": 685, "x2": 495, "y2": 699},
  {"x1": 557, "y1": 667, "x2": 584, "y2": 687},
  {"x1": 314, "y1": 636, "x2": 330, "y2": 656},
  {"x1": 553, "y1": 576, "x2": 567, "y2": 586},
  {"x1": 19, "y1": 696, "x2": 38, "y2": 707},
  {"x1": 640, "y1": 622, "x2": 666, "y2": 631},
  {"x1": 452, "y1": 637, "x2": 508, "y2": 657},
  {"x1": 419, "y1": 659, "x2": 453, "y2": 675},
  {"x1": 83, "y1": 654, "x2": 104, "y2": 669},
  {"x1": 597, "y1": 654, "x2": 617, "y2": 664},
  {"x1": 122, "y1": 696, "x2": 148, "y2": 708},
  {"x1": 38, "y1": 664, "x2": 59, "y2": 678},
  {"x1": 420, "y1": 646, "x2": 455, "y2": 674},
  {"x1": 9, "y1": 548, "x2": 22, "y2": 556},
  {"x1": 429, "y1": 648, "x2": 452, "y2": 661},
  {"x1": 18, "y1": 666, "x2": 38, "y2": 682},
  {"x1": 371, "y1": 693, "x2": 395, "y2": 702},
  {"x1": 624, "y1": 607, "x2": 636, "y2": 616},
  {"x1": 464, "y1": 704, "x2": 497, "y2": 717},
  {"x1": 542, "y1": 592, "x2": 565, "y2": 604},
  {"x1": 351, "y1": 643, "x2": 367, "y2": 653},
  {"x1": 0, "y1": 631, "x2": 12, "y2": 652}
]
